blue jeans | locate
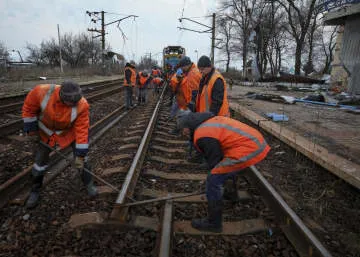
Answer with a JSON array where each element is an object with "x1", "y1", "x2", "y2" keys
[{"x1": 206, "y1": 171, "x2": 238, "y2": 201}]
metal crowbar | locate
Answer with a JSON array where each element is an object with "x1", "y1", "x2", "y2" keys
[{"x1": 39, "y1": 141, "x2": 121, "y2": 194}]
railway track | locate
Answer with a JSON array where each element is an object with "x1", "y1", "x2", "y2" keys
[
  {"x1": 0, "y1": 83, "x2": 358, "y2": 256},
  {"x1": 0, "y1": 79, "x2": 123, "y2": 137}
]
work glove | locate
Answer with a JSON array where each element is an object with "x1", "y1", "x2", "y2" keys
[
  {"x1": 24, "y1": 131, "x2": 39, "y2": 142},
  {"x1": 75, "y1": 156, "x2": 85, "y2": 170}
]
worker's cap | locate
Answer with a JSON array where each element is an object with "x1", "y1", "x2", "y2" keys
[
  {"x1": 176, "y1": 109, "x2": 192, "y2": 130},
  {"x1": 142, "y1": 71, "x2": 148, "y2": 76},
  {"x1": 176, "y1": 68, "x2": 183, "y2": 77},
  {"x1": 178, "y1": 56, "x2": 192, "y2": 68},
  {"x1": 60, "y1": 81, "x2": 82, "y2": 104},
  {"x1": 197, "y1": 55, "x2": 212, "y2": 68},
  {"x1": 130, "y1": 60, "x2": 136, "y2": 66}
]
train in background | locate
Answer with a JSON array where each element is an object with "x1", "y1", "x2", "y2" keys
[{"x1": 162, "y1": 46, "x2": 185, "y2": 77}]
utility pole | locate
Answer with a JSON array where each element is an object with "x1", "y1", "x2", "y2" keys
[
  {"x1": 211, "y1": 13, "x2": 216, "y2": 65},
  {"x1": 57, "y1": 24, "x2": 63, "y2": 73},
  {"x1": 86, "y1": 11, "x2": 138, "y2": 74},
  {"x1": 178, "y1": 13, "x2": 216, "y2": 65}
]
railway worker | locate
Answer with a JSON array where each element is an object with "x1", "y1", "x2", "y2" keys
[
  {"x1": 168, "y1": 68, "x2": 188, "y2": 135},
  {"x1": 196, "y1": 55, "x2": 230, "y2": 117},
  {"x1": 124, "y1": 61, "x2": 137, "y2": 109},
  {"x1": 22, "y1": 81, "x2": 97, "y2": 209},
  {"x1": 177, "y1": 56, "x2": 202, "y2": 112},
  {"x1": 152, "y1": 77, "x2": 164, "y2": 95},
  {"x1": 177, "y1": 110, "x2": 270, "y2": 233},
  {"x1": 137, "y1": 71, "x2": 152, "y2": 105},
  {"x1": 151, "y1": 66, "x2": 162, "y2": 78}
]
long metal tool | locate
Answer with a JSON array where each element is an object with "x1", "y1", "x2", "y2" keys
[
  {"x1": 39, "y1": 141, "x2": 121, "y2": 193},
  {"x1": 118, "y1": 191, "x2": 205, "y2": 207}
]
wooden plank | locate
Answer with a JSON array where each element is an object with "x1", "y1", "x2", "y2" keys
[
  {"x1": 123, "y1": 136, "x2": 142, "y2": 143},
  {"x1": 153, "y1": 137, "x2": 187, "y2": 145},
  {"x1": 151, "y1": 145, "x2": 186, "y2": 153},
  {"x1": 110, "y1": 153, "x2": 132, "y2": 161},
  {"x1": 151, "y1": 156, "x2": 196, "y2": 165},
  {"x1": 126, "y1": 129, "x2": 144, "y2": 136},
  {"x1": 101, "y1": 166, "x2": 127, "y2": 176},
  {"x1": 140, "y1": 188, "x2": 251, "y2": 202},
  {"x1": 230, "y1": 103, "x2": 360, "y2": 189},
  {"x1": 174, "y1": 219, "x2": 266, "y2": 235},
  {"x1": 145, "y1": 169, "x2": 206, "y2": 180},
  {"x1": 118, "y1": 144, "x2": 138, "y2": 151}
]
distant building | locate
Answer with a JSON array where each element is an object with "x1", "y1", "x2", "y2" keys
[
  {"x1": 322, "y1": 0, "x2": 360, "y2": 94},
  {"x1": 105, "y1": 51, "x2": 124, "y2": 64}
]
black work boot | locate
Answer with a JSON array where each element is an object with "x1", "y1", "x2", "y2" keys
[
  {"x1": 223, "y1": 189, "x2": 239, "y2": 203},
  {"x1": 80, "y1": 165, "x2": 97, "y2": 197},
  {"x1": 191, "y1": 200, "x2": 223, "y2": 233},
  {"x1": 26, "y1": 175, "x2": 44, "y2": 209},
  {"x1": 223, "y1": 180, "x2": 239, "y2": 203}
]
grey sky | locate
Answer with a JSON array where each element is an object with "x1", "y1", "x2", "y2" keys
[{"x1": 1, "y1": 0, "x2": 220, "y2": 66}]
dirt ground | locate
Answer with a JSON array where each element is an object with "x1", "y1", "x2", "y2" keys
[
  {"x1": 0, "y1": 74, "x2": 123, "y2": 97},
  {"x1": 227, "y1": 83, "x2": 360, "y2": 165}
]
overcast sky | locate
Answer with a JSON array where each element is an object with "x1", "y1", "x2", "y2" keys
[{"x1": 1, "y1": 0, "x2": 225, "y2": 67}]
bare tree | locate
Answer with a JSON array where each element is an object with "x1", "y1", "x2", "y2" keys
[
  {"x1": 321, "y1": 25, "x2": 338, "y2": 74},
  {"x1": 216, "y1": 17, "x2": 234, "y2": 72},
  {"x1": 0, "y1": 42, "x2": 9, "y2": 60},
  {"x1": 275, "y1": 0, "x2": 318, "y2": 75},
  {"x1": 26, "y1": 43, "x2": 44, "y2": 65},
  {"x1": 221, "y1": 0, "x2": 261, "y2": 77},
  {"x1": 303, "y1": 6, "x2": 323, "y2": 75}
]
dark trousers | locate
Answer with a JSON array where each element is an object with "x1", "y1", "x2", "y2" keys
[
  {"x1": 125, "y1": 86, "x2": 133, "y2": 108},
  {"x1": 138, "y1": 87, "x2": 147, "y2": 104},
  {"x1": 31, "y1": 142, "x2": 92, "y2": 191},
  {"x1": 206, "y1": 171, "x2": 238, "y2": 201}
]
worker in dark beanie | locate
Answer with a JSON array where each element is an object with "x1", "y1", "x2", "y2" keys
[
  {"x1": 177, "y1": 56, "x2": 202, "y2": 112},
  {"x1": 196, "y1": 55, "x2": 229, "y2": 117},
  {"x1": 176, "y1": 110, "x2": 270, "y2": 232}
]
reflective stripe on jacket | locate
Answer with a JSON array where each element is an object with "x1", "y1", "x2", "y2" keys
[
  {"x1": 124, "y1": 67, "x2": 136, "y2": 86},
  {"x1": 152, "y1": 77, "x2": 163, "y2": 85},
  {"x1": 22, "y1": 84, "x2": 90, "y2": 155},
  {"x1": 194, "y1": 116, "x2": 270, "y2": 174},
  {"x1": 196, "y1": 70, "x2": 230, "y2": 116}
]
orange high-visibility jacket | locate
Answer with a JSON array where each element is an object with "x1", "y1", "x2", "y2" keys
[
  {"x1": 138, "y1": 72, "x2": 150, "y2": 88},
  {"x1": 196, "y1": 70, "x2": 230, "y2": 116},
  {"x1": 124, "y1": 66, "x2": 136, "y2": 87},
  {"x1": 22, "y1": 84, "x2": 90, "y2": 156},
  {"x1": 169, "y1": 74, "x2": 178, "y2": 93},
  {"x1": 152, "y1": 77, "x2": 163, "y2": 85},
  {"x1": 185, "y1": 63, "x2": 201, "y2": 94},
  {"x1": 194, "y1": 116, "x2": 270, "y2": 174},
  {"x1": 176, "y1": 76, "x2": 191, "y2": 110},
  {"x1": 151, "y1": 69, "x2": 161, "y2": 77}
]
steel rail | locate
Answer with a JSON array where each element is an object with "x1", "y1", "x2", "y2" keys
[
  {"x1": 0, "y1": 105, "x2": 129, "y2": 208},
  {"x1": 110, "y1": 84, "x2": 167, "y2": 221},
  {"x1": 246, "y1": 166, "x2": 333, "y2": 257},
  {"x1": 0, "y1": 85, "x2": 123, "y2": 137},
  {"x1": 0, "y1": 80, "x2": 123, "y2": 114}
]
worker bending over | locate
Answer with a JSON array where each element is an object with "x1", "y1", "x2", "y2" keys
[
  {"x1": 22, "y1": 81, "x2": 97, "y2": 209},
  {"x1": 177, "y1": 111, "x2": 270, "y2": 233}
]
